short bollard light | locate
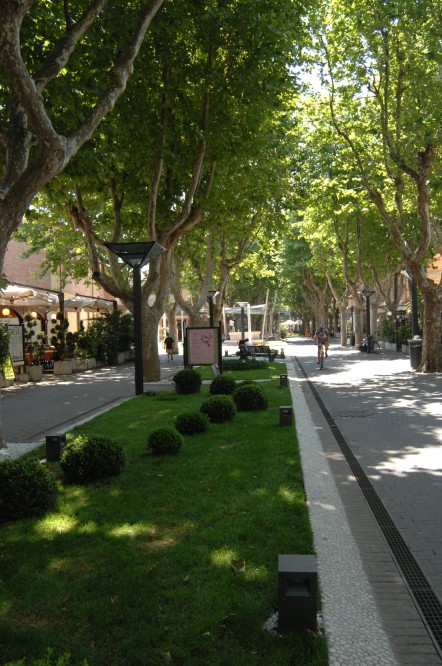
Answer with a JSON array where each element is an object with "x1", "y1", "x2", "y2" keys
[
  {"x1": 45, "y1": 433, "x2": 66, "y2": 462},
  {"x1": 278, "y1": 554, "x2": 317, "y2": 632},
  {"x1": 279, "y1": 405, "x2": 293, "y2": 426},
  {"x1": 280, "y1": 374, "x2": 288, "y2": 387}
]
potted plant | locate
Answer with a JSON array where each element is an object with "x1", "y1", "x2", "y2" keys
[
  {"x1": 50, "y1": 312, "x2": 74, "y2": 374},
  {"x1": 23, "y1": 311, "x2": 45, "y2": 382},
  {"x1": 72, "y1": 321, "x2": 100, "y2": 369}
]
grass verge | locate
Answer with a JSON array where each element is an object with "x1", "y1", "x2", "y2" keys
[{"x1": 0, "y1": 374, "x2": 327, "y2": 666}]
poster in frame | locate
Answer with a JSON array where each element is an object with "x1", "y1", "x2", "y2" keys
[{"x1": 185, "y1": 325, "x2": 222, "y2": 371}]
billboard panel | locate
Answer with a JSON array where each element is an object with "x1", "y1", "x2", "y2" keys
[{"x1": 186, "y1": 327, "x2": 220, "y2": 366}]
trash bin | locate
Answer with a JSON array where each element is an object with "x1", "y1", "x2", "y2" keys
[
  {"x1": 408, "y1": 337, "x2": 422, "y2": 370},
  {"x1": 349, "y1": 332, "x2": 355, "y2": 346}
]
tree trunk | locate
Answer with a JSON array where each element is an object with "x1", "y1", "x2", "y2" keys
[
  {"x1": 165, "y1": 302, "x2": 180, "y2": 354},
  {"x1": 339, "y1": 307, "x2": 347, "y2": 346},
  {"x1": 354, "y1": 306, "x2": 363, "y2": 346},
  {"x1": 419, "y1": 287, "x2": 441, "y2": 372},
  {"x1": 142, "y1": 306, "x2": 162, "y2": 382}
]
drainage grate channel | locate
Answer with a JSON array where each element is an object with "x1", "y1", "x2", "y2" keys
[{"x1": 295, "y1": 357, "x2": 442, "y2": 658}]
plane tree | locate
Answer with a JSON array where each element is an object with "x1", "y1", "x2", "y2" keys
[
  {"x1": 19, "y1": 18, "x2": 304, "y2": 380},
  {"x1": 308, "y1": 0, "x2": 442, "y2": 370},
  {"x1": 0, "y1": 0, "x2": 166, "y2": 446}
]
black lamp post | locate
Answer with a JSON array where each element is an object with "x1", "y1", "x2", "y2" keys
[
  {"x1": 207, "y1": 290, "x2": 217, "y2": 328},
  {"x1": 104, "y1": 241, "x2": 166, "y2": 395},
  {"x1": 237, "y1": 301, "x2": 248, "y2": 340},
  {"x1": 361, "y1": 287, "x2": 375, "y2": 352}
]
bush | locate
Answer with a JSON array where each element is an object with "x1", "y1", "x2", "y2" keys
[
  {"x1": 172, "y1": 368, "x2": 202, "y2": 394},
  {"x1": 200, "y1": 395, "x2": 237, "y2": 423},
  {"x1": 233, "y1": 383, "x2": 268, "y2": 411},
  {"x1": 175, "y1": 412, "x2": 210, "y2": 435},
  {"x1": 148, "y1": 427, "x2": 183, "y2": 455},
  {"x1": 0, "y1": 459, "x2": 58, "y2": 522},
  {"x1": 209, "y1": 374, "x2": 236, "y2": 395},
  {"x1": 222, "y1": 358, "x2": 268, "y2": 371},
  {"x1": 60, "y1": 436, "x2": 125, "y2": 483}
]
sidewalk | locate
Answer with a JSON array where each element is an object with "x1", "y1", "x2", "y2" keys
[
  {"x1": 288, "y1": 337, "x2": 442, "y2": 665},
  {"x1": 0, "y1": 353, "x2": 185, "y2": 459}
]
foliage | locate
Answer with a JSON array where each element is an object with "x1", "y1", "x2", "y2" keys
[
  {"x1": 397, "y1": 320, "x2": 412, "y2": 345},
  {"x1": 0, "y1": 459, "x2": 58, "y2": 522},
  {"x1": 200, "y1": 394, "x2": 237, "y2": 423},
  {"x1": 174, "y1": 411, "x2": 210, "y2": 436},
  {"x1": 0, "y1": 321, "x2": 10, "y2": 365},
  {"x1": 209, "y1": 374, "x2": 237, "y2": 395},
  {"x1": 233, "y1": 382, "x2": 268, "y2": 412},
  {"x1": 4, "y1": 648, "x2": 88, "y2": 666},
  {"x1": 222, "y1": 358, "x2": 268, "y2": 371},
  {"x1": 147, "y1": 427, "x2": 183, "y2": 455},
  {"x1": 50, "y1": 312, "x2": 74, "y2": 361},
  {"x1": 83, "y1": 311, "x2": 134, "y2": 364},
  {"x1": 379, "y1": 318, "x2": 396, "y2": 343},
  {"x1": 172, "y1": 368, "x2": 202, "y2": 394},
  {"x1": 60, "y1": 436, "x2": 125, "y2": 484},
  {"x1": 23, "y1": 311, "x2": 45, "y2": 364},
  {"x1": 72, "y1": 321, "x2": 98, "y2": 360}
]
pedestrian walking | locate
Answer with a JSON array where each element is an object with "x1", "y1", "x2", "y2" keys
[{"x1": 164, "y1": 332, "x2": 174, "y2": 361}]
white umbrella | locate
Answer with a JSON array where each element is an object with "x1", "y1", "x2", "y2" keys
[
  {"x1": 281, "y1": 319, "x2": 296, "y2": 325},
  {"x1": 0, "y1": 285, "x2": 59, "y2": 308}
]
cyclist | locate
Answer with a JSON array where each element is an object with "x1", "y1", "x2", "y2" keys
[{"x1": 314, "y1": 324, "x2": 330, "y2": 364}]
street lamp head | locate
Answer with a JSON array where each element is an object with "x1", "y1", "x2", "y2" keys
[
  {"x1": 207, "y1": 290, "x2": 217, "y2": 299},
  {"x1": 104, "y1": 241, "x2": 166, "y2": 269},
  {"x1": 361, "y1": 287, "x2": 375, "y2": 299}
]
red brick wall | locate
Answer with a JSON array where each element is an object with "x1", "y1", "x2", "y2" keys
[{"x1": 4, "y1": 239, "x2": 115, "y2": 301}]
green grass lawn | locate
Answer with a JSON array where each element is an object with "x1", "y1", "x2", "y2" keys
[{"x1": 0, "y1": 373, "x2": 327, "y2": 666}]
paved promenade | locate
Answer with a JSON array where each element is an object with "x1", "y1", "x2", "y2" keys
[
  {"x1": 287, "y1": 337, "x2": 442, "y2": 665},
  {"x1": 1, "y1": 354, "x2": 182, "y2": 456},
  {"x1": 2, "y1": 339, "x2": 442, "y2": 665}
]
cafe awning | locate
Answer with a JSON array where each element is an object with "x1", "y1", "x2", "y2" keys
[{"x1": 0, "y1": 285, "x2": 59, "y2": 308}]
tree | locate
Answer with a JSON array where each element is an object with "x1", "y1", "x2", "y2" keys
[
  {"x1": 0, "y1": 0, "x2": 166, "y2": 446},
  {"x1": 309, "y1": 0, "x2": 442, "y2": 370},
  {"x1": 16, "y1": 0, "x2": 308, "y2": 381}
]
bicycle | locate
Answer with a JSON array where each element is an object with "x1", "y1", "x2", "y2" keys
[
  {"x1": 362, "y1": 336, "x2": 380, "y2": 354},
  {"x1": 318, "y1": 342, "x2": 327, "y2": 369}
]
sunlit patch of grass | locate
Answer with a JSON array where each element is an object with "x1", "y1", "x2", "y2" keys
[
  {"x1": 36, "y1": 514, "x2": 79, "y2": 536},
  {"x1": 1, "y1": 378, "x2": 327, "y2": 666},
  {"x1": 278, "y1": 485, "x2": 299, "y2": 504}
]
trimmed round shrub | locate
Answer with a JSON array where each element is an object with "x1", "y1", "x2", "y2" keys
[
  {"x1": 0, "y1": 459, "x2": 58, "y2": 522},
  {"x1": 200, "y1": 395, "x2": 237, "y2": 423},
  {"x1": 60, "y1": 435, "x2": 125, "y2": 483},
  {"x1": 172, "y1": 368, "x2": 202, "y2": 394},
  {"x1": 175, "y1": 411, "x2": 210, "y2": 435},
  {"x1": 233, "y1": 382, "x2": 268, "y2": 411},
  {"x1": 209, "y1": 374, "x2": 236, "y2": 395},
  {"x1": 148, "y1": 427, "x2": 184, "y2": 455}
]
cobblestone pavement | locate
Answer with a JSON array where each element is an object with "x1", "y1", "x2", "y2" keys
[{"x1": 288, "y1": 337, "x2": 442, "y2": 665}]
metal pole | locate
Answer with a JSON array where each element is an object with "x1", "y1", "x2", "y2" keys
[
  {"x1": 366, "y1": 295, "x2": 371, "y2": 336},
  {"x1": 240, "y1": 307, "x2": 245, "y2": 339},
  {"x1": 208, "y1": 297, "x2": 214, "y2": 328},
  {"x1": 133, "y1": 265, "x2": 143, "y2": 396}
]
